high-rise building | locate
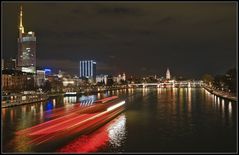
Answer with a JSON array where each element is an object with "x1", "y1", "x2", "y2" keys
[
  {"x1": 166, "y1": 68, "x2": 171, "y2": 80},
  {"x1": 36, "y1": 70, "x2": 45, "y2": 87},
  {"x1": 17, "y1": 6, "x2": 36, "y2": 73},
  {"x1": 1, "y1": 59, "x2": 4, "y2": 70},
  {"x1": 79, "y1": 60, "x2": 96, "y2": 80}
]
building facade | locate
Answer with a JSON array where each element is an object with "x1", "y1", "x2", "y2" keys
[
  {"x1": 79, "y1": 60, "x2": 96, "y2": 80},
  {"x1": 17, "y1": 6, "x2": 36, "y2": 73},
  {"x1": 96, "y1": 74, "x2": 108, "y2": 85},
  {"x1": 1, "y1": 59, "x2": 4, "y2": 70},
  {"x1": 3, "y1": 58, "x2": 16, "y2": 70},
  {"x1": 36, "y1": 70, "x2": 45, "y2": 87},
  {"x1": 166, "y1": 68, "x2": 171, "y2": 80},
  {"x1": 2, "y1": 70, "x2": 35, "y2": 93}
]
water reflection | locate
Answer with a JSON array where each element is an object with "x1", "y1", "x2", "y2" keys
[
  {"x1": 2, "y1": 88, "x2": 237, "y2": 153},
  {"x1": 64, "y1": 96, "x2": 77, "y2": 105},
  {"x1": 157, "y1": 87, "x2": 162, "y2": 94},
  {"x1": 10, "y1": 109, "x2": 14, "y2": 121},
  {"x1": 108, "y1": 114, "x2": 126, "y2": 148},
  {"x1": 39, "y1": 103, "x2": 44, "y2": 121},
  {"x1": 187, "y1": 88, "x2": 192, "y2": 113},
  {"x1": 142, "y1": 87, "x2": 149, "y2": 97},
  {"x1": 222, "y1": 99, "x2": 225, "y2": 119},
  {"x1": 53, "y1": 99, "x2": 56, "y2": 108},
  {"x1": 179, "y1": 88, "x2": 183, "y2": 104},
  {"x1": 45, "y1": 101, "x2": 54, "y2": 111},
  {"x1": 2, "y1": 108, "x2": 6, "y2": 120},
  {"x1": 97, "y1": 93, "x2": 101, "y2": 99},
  {"x1": 59, "y1": 114, "x2": 126, "y2": 153},
  {"x1": 228, "y1": 101, "x2": 232, "y2": 117},
  {"x1": 204, "y1": 88, "x2": 235, "y2": 127}
]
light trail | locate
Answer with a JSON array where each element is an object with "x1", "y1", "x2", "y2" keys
[
  {"x1": 15, "y1": 96, "x2": 125, "y2": 146},
  {"x1": 59, "y1": 113, "x2": 126, "y2": 153}
]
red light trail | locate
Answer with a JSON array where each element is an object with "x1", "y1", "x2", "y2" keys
[
  {"x1": 15, "y1": 96, "x2": 125, "y2": 146},
  {"x1": 58, "y1": 114, "x2": 126, "y2": 153}
]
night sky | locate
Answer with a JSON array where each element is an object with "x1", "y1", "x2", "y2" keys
[{"x1": 2, "y1": 2, "x2": 237, "y2": 78}]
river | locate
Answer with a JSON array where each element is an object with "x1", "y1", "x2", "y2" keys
[{"x1": 2, "y1": 88, "x2": 237, "y2": 153}]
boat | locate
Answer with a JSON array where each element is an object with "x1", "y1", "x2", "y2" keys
[
  {"x1": 64, "y1": 91, "x2": 77, "y2": 96},
  {"x1": 2, "y1": 93, "x2": 48, "y2": 108},
  {"x1": 16, "y1": 96, "x2": 125, "y2": 146}
]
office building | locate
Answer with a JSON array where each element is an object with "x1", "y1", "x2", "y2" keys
[
  {"x1": 36, "y1": 70, "x2": 45, "y2": 87},
  {"x1": 1, "y1": 59, "x2": 4, "y2": 70},
  {"x1": 17, "y1": 6, "x2": 36, "y2": 73},
  {"x1": 79, "y1": 60, "x2": 96, "y2": 80}
]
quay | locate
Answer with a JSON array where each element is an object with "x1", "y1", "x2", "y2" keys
[
  {"x1": 2, "y1": 93, "x2": 49, "y2": 108},
  {"x1": 203, "y1": 85, "x2": 237, "y2": 102}
]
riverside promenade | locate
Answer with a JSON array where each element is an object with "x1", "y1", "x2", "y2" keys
[{"x1": 203, "y1": 85, "x2": 237, "y2": 102}]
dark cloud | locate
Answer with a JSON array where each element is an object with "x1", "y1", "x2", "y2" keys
[
  {"x1": 97, "y1": 6, "x2": 142, "y2": 16},
  {"x1": 156, "y1": 16, "x2": 174, "y2": 25},
  {"x1": 2, "y1": 2, "x2": 237, "y2": 78}
]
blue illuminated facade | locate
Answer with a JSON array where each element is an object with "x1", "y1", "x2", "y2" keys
[{"x1": 44, "y1": 68, "x2": 52, "y2": 75}]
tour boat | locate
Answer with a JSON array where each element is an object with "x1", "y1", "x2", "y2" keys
[{"x1": 16, "y1": 96, "x2": 125, "y2": 145}]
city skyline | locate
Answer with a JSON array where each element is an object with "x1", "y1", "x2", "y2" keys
[
  {"x1": 2, "y1": 2, "x2": 237, "y2": 78},
  {"x1": 1, "y1": 2, "x2": 237, "y2": 153}
]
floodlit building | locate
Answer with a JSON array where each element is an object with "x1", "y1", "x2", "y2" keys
[
  {"x1": 96, "y1": 74, "x2": 108, "y2": 85},
  {"x1": 17, "y1": 6, "x2": 36, "y2": 73},
  {"x1": 36, "y1": 70, "x2": 45, "y2": 87},
  {"x1": 79, "y1": 60, "x2": 96, "y2": 80},
  {"x1": 115, "y1": 73, "x2": 126, "y2": 84},
  {"x1": 166, "y1": 68, "x2": 171, "y2": 80}
]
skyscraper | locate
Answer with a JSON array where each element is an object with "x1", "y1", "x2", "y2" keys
[
  {"x1": 17, "y1": 6, "x2": 36, "y2": 73},
  {"x1": 166, "y1": 68, "x2": 171, "y2": 80},
  {"x1": 79, "y1": 60, "x2": 96, "y2": 80}
]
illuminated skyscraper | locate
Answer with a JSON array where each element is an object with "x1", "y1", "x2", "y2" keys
[
  {"x1": 17, "y1": 6, "x2": 36, "y2": 73},
  {"x1": 79, "y1": 60, "x2": 96, "y2": 80},
  {"x1": 166, "y1": 68, "x2": 171, "y2": 80}
]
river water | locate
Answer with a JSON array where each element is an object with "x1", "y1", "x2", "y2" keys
[{"x1": 2, "y1": 88, "x2": 237, "y2": 153}]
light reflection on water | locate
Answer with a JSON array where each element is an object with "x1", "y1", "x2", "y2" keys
[
  {"x1": 58, "y1": 114, "x2": 126, "y2": 153},
  {"x1": 187, "y1": 88, "x2": 192, "y2": 113},
  {"x1": 2, "y1": 88, "x2": 237, "y2": 153},
  {"x1": 228, "y1": 101, "x2": 232, "y2": 117},
  {"x1": 107, "y1": 114, "x2": 126, "y2": 148}
]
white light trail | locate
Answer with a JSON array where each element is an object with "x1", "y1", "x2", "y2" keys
[{"x1": 107, "y1": 101, "x2": 125, "y2": 112}]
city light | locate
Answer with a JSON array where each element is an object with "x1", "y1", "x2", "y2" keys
[
  {"x1": 2, "y1": 2, "x2": 237, "y2": 153},
  {"x1": 107, "y1": 101, "x2": 125, "y2": 112}
]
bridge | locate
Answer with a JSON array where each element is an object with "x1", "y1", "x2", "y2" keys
[{"x1": 128, "y1": 80, "x2": 203, "y2": 88}]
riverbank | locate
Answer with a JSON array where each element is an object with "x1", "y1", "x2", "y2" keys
[
  {"x1": 2, "y1": 95, "x2": 49, "y2": 108},
  {"x1": 1, "y1": 87, "x2": 128, "y2": 108},
  {"x1": 51, "y1": 86, "x2": 128, "y2": 97},
  {"x1": 203, "y1": 85, "x2": 237, "y2": 102}
]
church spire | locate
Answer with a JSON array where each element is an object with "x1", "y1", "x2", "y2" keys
[
  {"x1": 19, "y1": 5, "x2": 24, "y2": 37},
  {"x1": 166, "y1": 67, "x2": 171, "y2": 80}
]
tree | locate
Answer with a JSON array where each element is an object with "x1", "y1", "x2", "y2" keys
[
  {"x1": 202, "y1": 74, "x2": 214, "y2": 86},
  {"x1": 213, "y1": 74, "x2": 225, "y2": 89},
  {"x1": 224, "y1": 68, "x2": 237, "y2": 93}
]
